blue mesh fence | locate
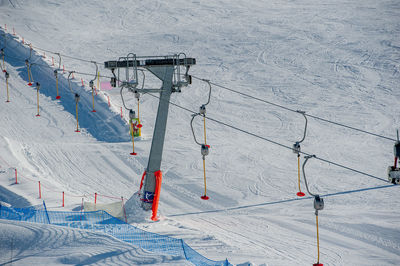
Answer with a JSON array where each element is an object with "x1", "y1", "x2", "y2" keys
[{"x1": 0, "y1": 203, "x2": 231, "y2": 266}]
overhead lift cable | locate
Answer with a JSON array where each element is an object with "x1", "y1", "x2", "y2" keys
[
  {"x1": 191, "y1": 75, "x2": 396, "y2": 142},
  {"x1": 146, "y1": 93, "x2": 389, "y2": 184}
]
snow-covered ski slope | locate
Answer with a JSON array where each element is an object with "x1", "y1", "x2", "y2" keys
[{"x1": 1, "y1": 0, "x2": 400, "y2": 265}]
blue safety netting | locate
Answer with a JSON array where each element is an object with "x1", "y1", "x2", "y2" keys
[{"x1": 0, "y1": 203, "x2": 231, "y2": 266}]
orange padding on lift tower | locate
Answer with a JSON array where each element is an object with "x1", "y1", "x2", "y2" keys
[
  {"x1": 151, "y1": 170, "x2": 163, "y2": 221},
  {"x1": 139, "y1": 171, "x2": 146, "y2": 190}
]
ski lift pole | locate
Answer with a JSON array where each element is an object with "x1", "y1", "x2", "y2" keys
[
  {"x1": 25, "y1": 59, "x2": 32, "y2": 86},
  {"x1": 1, "y1": 48, "x2": 5, "y2": 72},
  {"x1": 54, "y1": 70, "x2": 60, "y2": 99},
  {"x1": 89, "y1": 61, "x2": 98, "y2": 112},
  {"x1": 201, "y1": 144, "x2": 209, "y2": 200},
  {"x1": 36, "y1": 82, "x2": 40, "y2": 117},
  {"x1": 74, "y1": 93, "x2": 80, "y2": 132},
  {"x1": 5, "y1": 71, "x2": 9, "y2": 102},
  {"x1": 293, "y1": 110, "x2": 308, "y2": 197},
  {"x1": 55, "y1": 52, "x2": 61, "y2": 71},
  {"x1": 191, "y1": 113, "x2": 210, "y2": 200},
  {"x1": 302, "y1": 155, "x2": 324, "y2": 266},
  {"x1": 135, "y1": 91, "x2": 142, "y2": 136},
  {"x1": 314, "y1": 200, "x2": 323, "y2": 266},
  {"x1": 129, "y1": 109, "x2": 137, "y2": 155}
]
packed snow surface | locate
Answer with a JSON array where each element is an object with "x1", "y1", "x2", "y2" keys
[{"x1": 1, "y1": 0, "x2": 400, "y2": 265}]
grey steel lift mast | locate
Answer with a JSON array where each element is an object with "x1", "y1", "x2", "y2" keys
[{"x1": 104, "y1": 54, "x2": 196, "y2": 210}]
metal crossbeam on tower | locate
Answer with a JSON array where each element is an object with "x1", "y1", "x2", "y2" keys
[{"x1": 104, "y1": 53, "x2": 195, "y2": 218}]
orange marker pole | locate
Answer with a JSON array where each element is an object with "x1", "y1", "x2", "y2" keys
[
  {"x1": 151, "y1": 171, "x2": 163, "y2": 221},
  {"x1": 38, "y1": 181, "x2": 41, "y2": 199},
  {"x1": 52, "y1": 57, "x2": 54, "y2": 66},
  {"x1": 15, "y1": 168, "x2": 17, "y2": 184},
  {"x1": 95, "y1": 192, "x2": 97, "y2": 204},
  {"x1": 62, "y1": 191, "x2": 65, "y2": 207}
]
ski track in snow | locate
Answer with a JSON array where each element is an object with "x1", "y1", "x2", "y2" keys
[{"x1": 0, "y1": 0, "x2": 400, "y2": 265}]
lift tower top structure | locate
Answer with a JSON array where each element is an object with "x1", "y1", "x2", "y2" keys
[{"x1": 104, "y1": 54, "x2": 196, "y2": 217}]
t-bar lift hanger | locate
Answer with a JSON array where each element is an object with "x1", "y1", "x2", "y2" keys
[{"x1": 293, "y1": 110, "x2": 308, "y2": 197}]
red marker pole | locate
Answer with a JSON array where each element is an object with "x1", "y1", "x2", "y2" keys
[
  {"x1": 81, "y1": 78, "x2": 84, "y2": 87},
  {"x1": 15, "y1": 168, "x2": 17, "y2": 184},
  {"x1": 38, "y1": 181, "x2": 41, "y2": 199},
  {"x1": 120, "y1": 107, "x2": 123, "y2": 118},
  {"x1": 108, "y1": 96, "x2": 110, "y2": 107},
  {"x1": 62, "y1": 191, "x2": 65, "y2": 207},
  {"x1": 13, "y1": 27, "x2": 15, "y2": 36},
  {"x1": 52, "y1": 57, "x2": 54, "y2": 66},
  {"x1": 95, "y1": 192, "x2": 97, "y2": 204}
]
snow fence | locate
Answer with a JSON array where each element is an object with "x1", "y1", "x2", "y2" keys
[{"x1": 0, "y1": 203, "x2": 231, "y2": 266}]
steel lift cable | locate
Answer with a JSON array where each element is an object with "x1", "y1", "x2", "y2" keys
[
  {"x1": 190, "y1": 75, "x2": 396, "y2": 142},
  {"x1": 147, "y1": 92, "x2": 389, "y2": 184}
]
